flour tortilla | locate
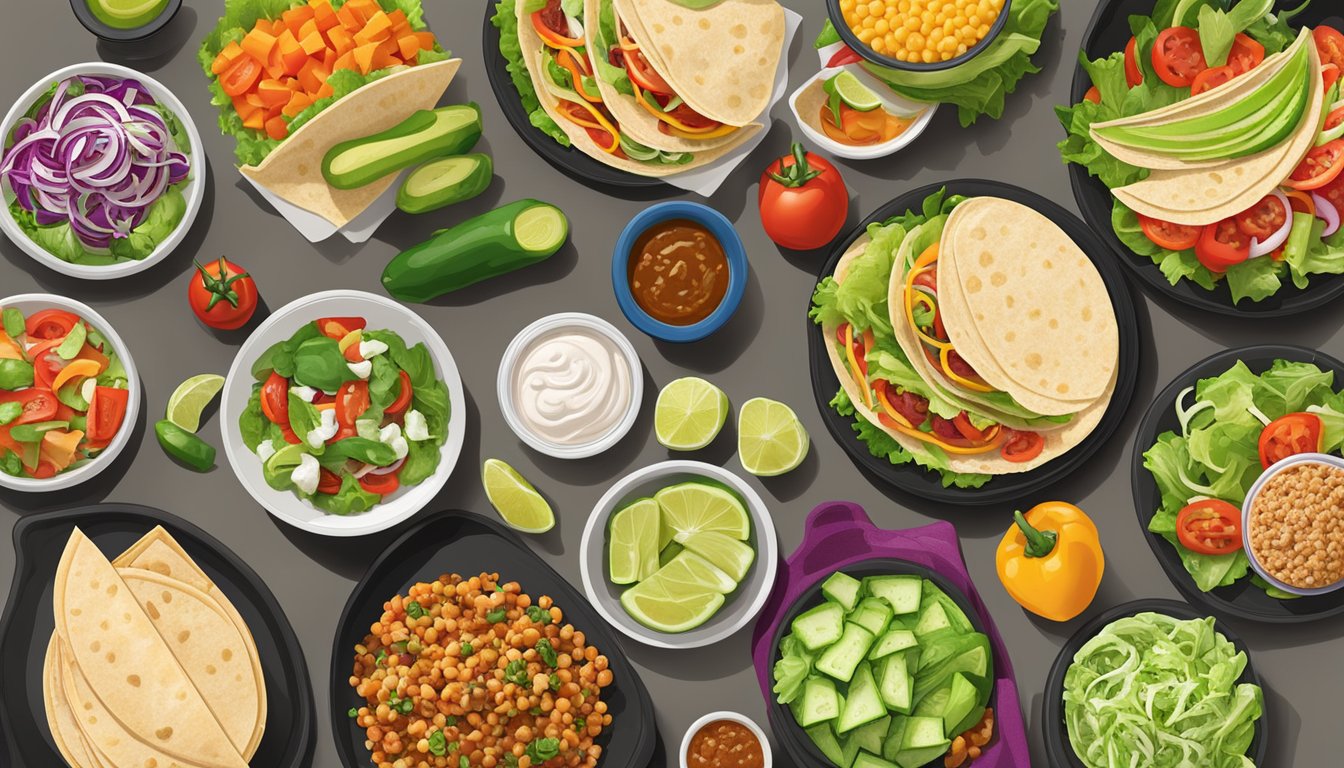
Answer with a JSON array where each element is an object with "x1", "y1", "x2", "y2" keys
[
  {"x1": 615, "y1": 0, "x2": 783, "y2": 126},
  {"x1": 240, "y1": 59, "x2": 462, "y2": 228},
  {"x1": 824, "y1": 239, "x2": 1116, "y2": 476},
  {"x1": 516, "y1": 0, "x2": 756, "y2": 176},
  {"x1": 1110, "y1": 35, "x2": 1324, "y2": 227},
  {"x1": 43, "y1": 636, "x2": 97, "y2": 768},
  {"x1": 587, "y1": 0, "x2": 758, "y2": 153}
]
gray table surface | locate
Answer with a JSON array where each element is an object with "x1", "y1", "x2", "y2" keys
[{"x1": 2, "y1": 1, "x2": 1341, "y2": 766}]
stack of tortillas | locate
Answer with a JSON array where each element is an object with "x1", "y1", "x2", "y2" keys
[{"x1": 45, "y1": 527, "x2": 265, "y2": 768}]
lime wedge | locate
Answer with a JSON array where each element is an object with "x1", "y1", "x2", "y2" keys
[
  {"x1": 165, "y1": 374, "x2": 225, "y2": 433},
  {"x1": 738, "y1": 397, "x2": 809, "y2": 476},
  {"x1": 608, "y1": 498, "x2": 661, "y2": 585},
  {"x1": 675, "y1": 530, "x2": 756, "y2": 582},
  {"x1": 482, "y1": 459, "x2": 555, "y2": 533},
  {"x1": 655, "y1": 377, "x2": 729, "y2": 451},
  {"x1": 829, "y1": 71, "x2": 882, "y2": 112},
  {"x1": 619, "y1": 552, "x2": 734, "y2": 633},
  {"x1": 654, "y1": 482, "x2": 751, "y2": 548}
]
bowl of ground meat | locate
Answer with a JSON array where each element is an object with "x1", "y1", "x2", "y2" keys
[{"x1": 1243, "y1": 453, "x2": 1344, "y2": 596}]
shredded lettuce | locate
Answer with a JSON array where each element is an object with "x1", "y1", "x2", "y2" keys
[
  {"x1": 1063, "y1": 612, "x2": 1263, "y2": 768},
  {"x1": 492, "y1": 0, "x2": 570, "y2": 148}
]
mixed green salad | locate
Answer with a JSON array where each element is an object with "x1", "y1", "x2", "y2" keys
[
  {"x1": 240, "y1": 316, "x2": 450, "y2": 514},
  {"x1": 815, "y1": 0, "x2": 1060, "y2": 126},
  {"x1": 1063, "y1": 612, "x2": 1262, "y2": 768},
  {"x1": 1057, "y1": 0, "x2": 1344, "y2": 303},
  {"x1": 1144, "y1": 358, "x2": 1344, "y2": 596}
]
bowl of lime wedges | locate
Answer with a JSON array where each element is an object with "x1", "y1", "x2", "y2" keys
[{"x1": 579, "y1": 460, "x2": 778, "y2": 649}]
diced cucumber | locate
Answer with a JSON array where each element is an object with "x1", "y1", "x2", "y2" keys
[
  {"x1": 894, "y1": 743, "x2": 951, "y2": 768},
  {"x1": 901, "y1": 716, "x2": 949, "y2": 750},
  {"x1": 869, "y1": 628, "x2": 918, "y2": 661},
  {"x1": 876, "y1": 652, "x2": 912, "y2": 714},
  {"x1": 821, "y1": 571, "x2": 863, "y2": 611},
  {"x1": 922, "y1": 582, "x2": 974, "y2": 633},
  {"x1": 866, "y1": 575, "x2": 922, "y2": 615},
  {"x1": 912, "y1": 600, "x2": 951, "y2": 637},
  {"x1": 882, "y1": 716, "x2": 906, "y2": 762},
  {"x1": 852, "y1": 752, "x2": 901, "y2": 768},
  {"x1": 850, "y1": 598, "x2": 894, "y2": 637},
  {"x1": 911, "y1": 685, "x2": 949, "y2": 720},
  {"x1": 849, "y1": 715, "x2": 890, "y2": 756},
  {"x1": 941, "y1": 673, "x2": 980, "y2": 739},
  {"x1": 950, "y1": 673, "x2": 993, "y2": 737},
  {"x1": 798, "y1": 677, "x2": 841, "y2": 727},
  {"x1": 806, "y1": 723, "x2": 845, "y2": 765},
  {"x1": 815, "y1": 623, "x2": 876, "y2": 683},
  {"x1": 792, "y1": 601, "x2": 846, "y2": 652},
  {"x1": 837, "y1": 662, "x2": 886, "y2": 734},
  {"x1": 913, "y1": 634, "x2": 991, "y2": 706}
]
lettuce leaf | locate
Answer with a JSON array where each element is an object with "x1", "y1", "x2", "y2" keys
[{"x1": 492, "y1": 0, "x2": 569, "y2": 147}]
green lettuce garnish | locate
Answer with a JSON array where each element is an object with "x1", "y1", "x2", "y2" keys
[{"x1": 491, "y1": 0, "x2": 570, "y2": 148}]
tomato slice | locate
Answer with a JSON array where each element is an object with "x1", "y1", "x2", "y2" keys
[
  {"x1": 0, "y1": 388, "x2": 58, "y2": 425},
  {"x1": 261, "y1": 372, "x2": 290, "y2": 426},
  {"x1": 336, "y1": 380, "x2": 370, "y2": 428},
  {"x1": 1284, "y1": 188, "x2": 1316, "y2": 216},
  {"x1": 1175, "y1": 499, "x2": 1243, "y2": 556},
  {"x1": 86, "y1": 386, "x2": 129, "y2": 442},
  {"x1": 1288, "y1": 140, "x2": 1344, "y2": 191},
  {"x1": 317, "y1": 468, "x2": 343, "y2": 495},
  {"x1": 29, "y1": 462, "x2": 58, "y2": 480},
  {"x1": 23, "y1": 309, "x2": 80, "y2": 340},
  {"x1": 358, "y1": 472, "x2": 400, "y2": 495},
  {"x1": 1324, "y1": 63, "x2": 1342, "y2": 95},
  {"x1": 1195, "y1": 219, "x2": 1250, "y2": 272},
  {"x1": 1314, "y1": 26, "x2": 1344, "y2": 71},
  {"x1": 387, "y1": 370, "x2": 414, "y2": 415},
  {"x1": 1319, "y1": 171, "x2": 1344, "y2": 214},
  {"x1": 1139, "y1": 214, "x2": 1201, "y2": 250},
  {"x1": 1083, "y1": 86, "x2": 1101, "y2": 105},
  {"x1": 1152, "y1": 27, "x2": 1207, "y2": 88},
  {"x1": 1327, "y1": 106, "x2": 1344, "y2": 134},
  {"x1": 26, "y1": 339, "x2": 66, "y2": 391},
  {"x1": 1234, "y1": 194, "x2": 1288, "y2": 242},
  {"x1": 1258, "y1": 412, "x2": 1324, "y2": 468},
  {"x1": 1227, "y1": 33, "x2": 1265, "y2": 75},
  {"x1": 623, "y1": 49, "x2": 674, "y2": 95},
  {"x1": 1000, "y1": 429, "x2": 1044, "y2": 463},
  {"x1": 220, "y1": 54, "x2": 262, "y2": 97},
  {"x1": 951, "y1": 413, "x2": 986, "y2": 442},
  {"x1": 316, "y1": 316, "x2": 367, "y2": 340},
  {"x1": 1190, "y1": 64, "x2": 1235, "y2": 95},
  {"x1": 1125, "y1": 36, "x2": 1144, "y2": 88}
]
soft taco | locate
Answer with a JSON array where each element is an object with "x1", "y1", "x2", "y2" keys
[{"x1": 811, "y1": 190, "x2": 1119, "y2": 487}]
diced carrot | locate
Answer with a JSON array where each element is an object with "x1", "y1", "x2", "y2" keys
[
  {"x1": 322, "y1": 47, "x2": 338, "y2": 69},
  {"x1": 232, "y1": 95, "x2": 261, "y2": 121},
  {"x1": 264, "y1": 45, "x2": 286, "y2": 79},
  {"x1": 266, "y1": 18, "x2": 287, "y2": 36},
  {"x1": 335, "y1": 4, "x2": 359, "y2": 30},
  {"x1": 345, "y1": 0, "x2": 378, "y2": 25},
  {"x1": 414, "y1": 31, "x2": 436, "y2": 51},
  {"x1": 386, "y1": 9, "x2": 407, "y2": 28},
  {"x1": 297, "y1": 59, "x2": 330, "y2": 92},
  {"x1": 316, "y1": 82, "x2": 335, "y2": 99},
  {"x1": 282, "y1": 91, "x2": 314, "y2": 118},
  {"x1": 0, "y1": 330, "x2": 22, "y2": 360},
  {"x1": 256, "y1": 79, "x2": 292, "y2": 107},
  {"x1": 313, "y1": 1, "x2": 339, "y2": 31},
  {"x1": 307, "y1": 0, "x2": 332, "y2": 8},
  {"x1": 397, "y1": 34, "x2": 420, "y2": 61},
  {"x1": 241, "y1": 28, "x2": 278, "y2": 63},
  {"x1": 265, "y1": 115, "x2": 289, "y2": 141},
  {"x1": 356, "y1": 10, "x2": 393, "y2": 43},
  {"x1": 40, "y1": 430, "x2": 84, "y2": 471},
  {"x1": 297, "y1": 18, "x2": 319, "y2": 39},
  {"x1": 243, "y1": 110, "x2": 266, "y2": 130},
  {"x1": 299, "y1": 29, "x2": 326, "y2": 57},
  {"x1": 373, "y1": 36, "x2": 399, "y2": 59},
  {"x1": 390, "y1": 19, "x2": 411, "y2": 39},
  {"x1": 211, "y1": 41, "x2": 245, "y2": 74},
  {"x1": 331, "y1": 50, "x2": 355, "y2": 72},
  {"x1": 372, "y1": 49, "x2": 402, "y2": 71},
  {"x1": 282, "y1": 4, "x2": 315, "y2": 29},
  {"x1": 74, "y1": 343, "x2": 109, "y2": 374},
  {"x1": 287, "y1": 77, "x2": 303, "y2": 91},
  {"x1": 245, "y1": 92, "x2": 266, "y2": 108},
  {"x1": 352, "y1": 42, "x2": 378, "y2": 75},
  {"x1": 326, "y1": 24, "x2": 353, "y2": 54}
]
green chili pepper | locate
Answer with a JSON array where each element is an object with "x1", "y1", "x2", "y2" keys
[{"x1": 154, "y1": 420, "x2": 216, "y2": 472}]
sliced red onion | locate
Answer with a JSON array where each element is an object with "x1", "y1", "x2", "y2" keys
[
  {"x1": 1313, "y1": 192, "x2": 1341, "y2": 237},
  {"x1": 369, "y1": 456, "x2": 406, "y2": 476},
  {"x1": 1249, "y1": 190, "x2": 1293, "y2": 258}
]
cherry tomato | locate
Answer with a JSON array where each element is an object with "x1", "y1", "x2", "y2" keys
[
  {"x1": 336, "y1": 380, "x2": 370, "y2": 428},
  {"x1": 260, "y1": 372, "x2": 290, "y2": 427},
  {"x1": 1000, "y1": 429, "x2": 1044, "y2": 463},
  {"x1": 1124, "y1": 36, "x2": 1144, "y2": 88},
  {"x1": 1190, "y1": 65, "x2": 1235, "y2": 95},
  {"x1": 387, "y1": 370, "x2": 414, "y2": 415},
  {"x1": 759, "y1": 143, "x2": 848, "y2": 251},
  {"x1": 1258, "y1": 412, "x2": 1324, "y2": 468},
  {"x1": 1152, "y1": 27, "x2": 1207, "y2": 88},
  {"x1": 1139, "y1": 214, "x2": 1201, "y2": 251},
  {"x1": 1287, "y1": 140, "x2": 1344, "y2": 191},
  {"x1": 358, "y1": 472, "x2": 401, "y2": 495},
  {"x1": 85, "y1": 386, "x2": 129, "y2": 442},
  {"x1": 952, "y1": 413, "x2": 987, "y2": 442},
  {"x1": 23, "y1": 309, "x2": 80, "y2": 340},
  {"x1": 1195, "y1": 218, "x2": 1250, "y2": 272},
  {"x1": 1314, "y1": 26, "x2": 1344, "y2": 71},
  {"x1": 316, "y1": 317, "x2": 367, "y2": 340},
  {"x1": 0, "y1": 388, "x2": 58, "y2": 425},
  {"x1": 1234, "y1": 194, "x2": 1288, "y2": 242},
  {"x1": 1227, "y1": 33, "x2": 1265, "y2": 75},
  {"x1": 317, "y1": 468, "x2": 343, "y2": 495},
  {"x1": 1319, "y1": 172, "x2": 1344, "y2": 214},
  {"x1": 1175, "y1": 499, "x2": 1242, "y2": 556},
  {"x1": 1084, "y1": 86, "x2": 1101, "y2": 104},
  {"x1": 189, "y1": 256, "x2": 257, "y2": 331},
  {"x1": 220, "y1": 54, "x2": 262, "y2": 97},
  {"x1": 531, "y1": 3, "x2": 582, "y2": 47}
]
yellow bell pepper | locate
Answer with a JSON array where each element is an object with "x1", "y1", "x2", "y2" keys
[{"x1": 995, "y1": 501, "x2": 1104, "y2": 622}]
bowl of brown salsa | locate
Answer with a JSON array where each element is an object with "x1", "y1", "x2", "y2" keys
[{"x1": 613, "y1": 201, "x2": 747, "y2": 343}]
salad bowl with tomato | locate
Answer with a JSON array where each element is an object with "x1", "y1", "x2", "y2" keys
[
  {"x1": 0, "y1": 294, "x2": 138, "y2": 492},
  {"x1": 220, "y1": 291, "x2": 465, "y2": 537},
  {"x1": 1060, "y1": 0, "x2": 1344, "y2": 315},
  {"x1": 1133, "y1": 344, "x2": 1344, "y2": 622}
]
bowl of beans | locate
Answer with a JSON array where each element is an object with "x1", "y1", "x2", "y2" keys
[
  {"x1": 680, "y1": 711, "x2": 771, "y2": 768},
  {"x1": 826, "y1": 0, "x2": 1013, "y2": 72},
  {"x1": 1243, "y1": 453, "x2": 1344, "y2": 596}
]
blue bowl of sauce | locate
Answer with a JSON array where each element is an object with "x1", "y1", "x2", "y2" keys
[{"x1": 612, "y1": 201, "x2": 747, "y2": 343}]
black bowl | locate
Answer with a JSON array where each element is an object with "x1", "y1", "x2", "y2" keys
[
  {"x1": 69, "y1": 0, "x2": 181, "y2": 42},
  {"x1": 807, "y1": 179, "x2": 1141, "y2": 506},
  {"x1": 1131, "y1": 344, "x2": 1344, "y2": 623},
  {"x1": 0, "y1": 504, "x2": 316, "y2": 768},
  {"x1": 1042, "y1": 598, "x2": 1268, "y2": 768},
  {"x1": 330, "y1": 510, "x2": 657, "y2": 768},
  {"x1": 825, "y1": 0, "x2": 1013, "y2": 73},
  {"x1": 1066, "y1": 0, "x2": 1344, "y2": 317}
]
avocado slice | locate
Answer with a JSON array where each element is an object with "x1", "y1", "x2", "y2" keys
[{"x1": 323, "y1": 104, "x2": 483, "y2": 190}]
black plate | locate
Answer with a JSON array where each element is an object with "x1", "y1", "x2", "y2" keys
[
  {"x1": 765, "y1": 557, "x2": 996, "y2": 768},
  {"x1": 330, "y1": 511, "x2": 656, "y2": 768},
  {"x1": 1042, "y1": 598, "x2": 1268, "y2": 767},
  {"x1": 1067, "y1": 1, "x2": 1344, "y2": 317},
  {"x1": 1131, "y1": 344, "x2": 1344, "y2": 622},
  {"x1": 808, "y1": 179, "x2": 1141, "y2": 506},
  {"x1": 0, "y1": 504, "x2": 315, "y2": 767},
  {"x1": 481, "y1": 2, "x2": 668, "y2": 192}
]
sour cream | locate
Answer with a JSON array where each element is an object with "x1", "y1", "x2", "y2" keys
[{"x1": 511, "y1": 328, "x2": 633, "y2": 447}]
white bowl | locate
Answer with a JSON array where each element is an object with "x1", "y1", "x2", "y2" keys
[
  {"x1": 0, "y1": 62, "x2": 206, "y2": 280},
  {"x1": 788, "y1": 66, "x2": 937, "y2": 161},
  {"x1": 1242, "y1": 452, "x2": 1344, "y2": 596},
  {"x1": 579, "y1": 460, "x2": 778, "y2": 649},
  {"x1": 220, "y1": 290, "x2": 466, "y2": 537},
  {"x1": 679, "y1": 711, "x2": 773, "y2": 768},
  {"x1": 0, "y1": 293, "x2": 140, "y2": 492},
  {"x1": 496, "y1": 312, "x2": 643, "y2": 459}
]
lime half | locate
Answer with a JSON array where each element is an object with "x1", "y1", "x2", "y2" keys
[
  {"x1": 89, "y1": 0, "x2": 170, "y2": 29},
  {"x1": 654, "y1": 482, "x2": 751, "y2": 547},
  {"x1": 738, "y1": 397, "x2": 809, "y2": 476},
  {"x1": 165, "y1": 374, "x2": 225, "y2": 433},
  {"x1": 482, "y1": 459, "x2": 555, "y2": 533},
  {"x1": 619, "y1": 552, "x2": 734, "y2": 633},
  {"x1": 655, "y1": 377, "x2": 729, "y2": 451},
  {"x1": 608, "y1": 498, "x2": 661, "y2": 585},
  {"x1": 828, "y1": 71, "x2": 882, "y2": 112}
]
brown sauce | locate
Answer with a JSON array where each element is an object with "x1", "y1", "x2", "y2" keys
[
  {"x1": 686, "y1": 719, "x2": 765, "y2": 768},
  {"x1": 628, "y1": 218, "x2": 728, "y2": 326}
]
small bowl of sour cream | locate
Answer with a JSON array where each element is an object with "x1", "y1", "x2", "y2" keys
[{"x1": 498, "y1": 313, "x2": 644, "y2": 459}]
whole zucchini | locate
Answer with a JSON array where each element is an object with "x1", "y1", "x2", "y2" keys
[
  {"x1": 396, "y1": 153, "x2": 493, "y2": 214},
  {"x1": 322, "y1": 104, "x2": 483, "y2": 190},
  {"x1": 381, "y1": 200, "x2": 569, "y2": 302}
]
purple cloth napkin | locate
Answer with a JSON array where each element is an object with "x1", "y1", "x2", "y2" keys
[{"x1": 750, "y1": 501, "x2": 1029, "y2": 768}]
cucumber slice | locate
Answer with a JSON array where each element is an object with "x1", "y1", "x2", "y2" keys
[
  {"x1": 940, "y1": 672, "x2": 980, "y2": 739},
  {"x1": 815, "y1": 622, "x2": 876, "y2": 683},
  {"x1": 876, "y1": 651, "x2": 912, "y2": 714},
  {"x1": 865, "y1": 575, "x2": 922, "y2": 615},
  {"x1": 852, "y1": 751, "x2": 901, "y2": 768},
  {"x1": 821, "y1": 571, "x2": 862, "y2": 611},
  {"x1": 791, "y1": 601, "x2": 845, "y2": 652},
  {"x1": 797, "y1": 677, "x2": 841, "y2": 728},
  {"x1": 805, "y1": 723, "x2": 845, "y2": 765},
  {"x1": 397, "y1": 154, "x2": 493, "y2": 214},
  {"x1": 850, "y1": 598, "x2": 894, "y2": 637},
  {"x1": 849, "y1": 715, "x2": 890, "y2": 755},
  {"x1": 323, "y1": 104, "x2": 483, "y2": 189},
  {"x1": 869, "y1": 628, "x2": 917, "y2": 661},
  {"x1": 836, "y1": 662, "x2": 886, "y2": 734}
]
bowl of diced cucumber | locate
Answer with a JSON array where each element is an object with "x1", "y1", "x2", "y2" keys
[{"x1": 768, "y1": 563, "x2": 996, "y2": 768}]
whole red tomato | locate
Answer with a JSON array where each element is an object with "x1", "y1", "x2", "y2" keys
[
  {"x1": 759, "y1": 143, "x2": 848, "y2": 251},
  {"x1": 189, "y1": 256, "x2": 258, "y2": 330}
]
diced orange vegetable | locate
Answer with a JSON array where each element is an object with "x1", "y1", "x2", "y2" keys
[
  {"x1": 322, "y1": 48, "x2": 338, "y2": 69},
  {"x1": 265, "y1": 115, "x2": 289, "y2": 141},
  {"x1": 243, "y1": 110, "x2": 266, "y2": 130},
  {"x1": 298, "y1": 18, "x2": 319, "y2": 39},
  {"x1": 241, "y1": 28, "x2": 277, "y2": 63},
  {"x1": 264, "y1": 45, "x2": 286, "y2": 79},
  {"x1": 73, "y1": 343, "x2": 109, "y2": 374},
  {"x1": 387, "y1": 9, "x2": 408, "y2": 27},
  {"x1": 345, "y1": 0, "x2": 378, "y2": 25},
  {"x1": 415, "y1": 31, "x2": 436, "y2": 51},
  {"x1": 313, "y1": 1, "x2": 339, "y2": 31},
  {"x1": 282, "y1": 91, "x2": 314, "y2": 118},
  {"x1": 331, "y1": 50, "x2": 356, "y2": 72},
  {"x1": 352, "y1": 42, "x2": 378, "y2": 75},
  {"x1": 211, "y1": 41, "x2": 245, "y2": 74},
  {"x1": 40, "y1": 430, "x2": 84, "y2": 471},
  {"x1": 315, "y1": 82, "x2": 335, "y2": 99},
  {"x1": 0, "y1": 330, "x2": 22, "y2": 361},
  {"x1": 256, "y1": 79, "x2": 292, "y2": 107},
  {"x1": 282, "y1": 4, "x2": 315, "y2": 28},
  {"x1": 355, "y1": 10, "x2": 392, "y2": 44},
  {"x1": 299, "y1": 29, "x2": 326, "y2": 56},
  {"x1": 232, "y1": 95, "x2": 261, "y2": 121},
  {"x1": 326, "y1": 24, "x2": 353, "y2": 54},
  {"x1": 307, "y1": 0, "x2": 332, "y2": 8},
  {"x1": 276, "y1": 30, "x2": 307, "y2": 76},
  {"x1": 397, "y1": 34, "x2": 420, "y2": 61},
  {"x1": 51, "y1": 359, "x2": 100, "y2": 393},
  {"x1": 335, "y1": 4, "x2": 359, "y2": 30},
  {"x1": 373, "y1": 36, "x2": 399, "y2": 59},
  {"x1": 297, "y1": 59, "x2": 330, "y2": 92}
]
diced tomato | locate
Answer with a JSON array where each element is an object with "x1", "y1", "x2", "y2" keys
[
  {"x1": 1226, "y1": 33, "x2": 1264, "y2": 75},
  {"x1": 1318, "y1": 172, "x2": 1344, "y2": 215},
  {"x1": 951, "y1": 413, "x2": 987, "y2": 442},
  {"x1": 1195, "y1": 218, "x2": 1251, "y2": 272},
  {"x1": 317, "y1": 467, "x2": 343, "y2": 494},
  {"x1": 1152, "y1": 26, "x2": 1207, "y2": 88},
  {"x1": 317, "y1": 316, "x2": 367, "y2": 339},
  {"x1": 1139, "y1": 214, "x2": 1201, "y2": 251},
  {"x1": 261, "y1": 372, "x2": 290, "y2": 426},
  {"x1": 26, "y1": 339, "x2": 65, "y2": 391},
  {"x1": 85, "y1": 386, "x2": 129, "y2": 442},
  {"x1": 0, "y1": 388, "x2": 58, "y2": 425},
  {"x1": 1190, "y1": 65, "x2": 1235, "y2": 95},
  {"x1": 1234, "y1": 194, "x2": 1288, "y2": 242},
  {"x1": 336, "y1": 380, "x2": 370, "y2": 428},
  {"x1": 1000, "y1": 429, "x2": 1045, "y2": 463},
  {"x1": 358, "y1": 471, "x2": 400, "y2": 495},
  {"x1": 24, "y1": 309, "x2": 80, "y2": 339},
  {"x1": 387, "y1": 370, "x2": 413, "y2": 415}
]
